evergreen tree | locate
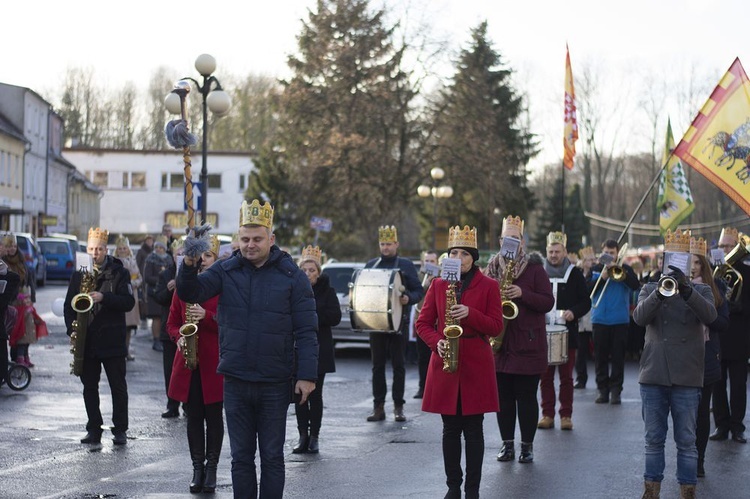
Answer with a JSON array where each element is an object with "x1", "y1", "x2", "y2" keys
[
  {"x1": 532, "y1": 176, "x2": 588, "y2": 253},
  {"x1": 431, "y1": 21, "x2": 537, "y2": 249}
]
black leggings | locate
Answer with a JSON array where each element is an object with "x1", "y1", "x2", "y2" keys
[
  {"x1": 186, "y1": 369, "x2": 224, "y2": 466},
  {"x1": 496, "y1": 372, "x2": 540, "y2": 443},
  {"x1": 442, "y1": 403, "x2": 484, "y2": 494},
  {"x1": 696, "y1": 382, "x2": 714, "y2": 463},
  {"x1": 295, "y1": 373, "x2": 326, "y2": 437}
]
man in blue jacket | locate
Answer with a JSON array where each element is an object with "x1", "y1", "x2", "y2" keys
[
  {"x1": 587, "y1": 239, "x2": 640, "y2": 405},
  {"x1": 177, "y1": 199, "x2": 318, "y2": 499}
]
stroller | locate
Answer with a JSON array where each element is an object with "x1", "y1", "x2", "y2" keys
[{"x1": 2, "y1": 358, "x2": 31, "y2": 391}]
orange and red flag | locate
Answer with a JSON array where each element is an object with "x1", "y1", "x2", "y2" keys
[
  {"x1": 563, "y1": 45, "x2": 578, "y2": 170},
  {"x1": 674, "y1": 58, "x2": 750, "y2": 215}
]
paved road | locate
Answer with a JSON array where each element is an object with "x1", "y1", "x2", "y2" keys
[{"x1": 1, "y1": 282, "x2": 749, "y2": 498}]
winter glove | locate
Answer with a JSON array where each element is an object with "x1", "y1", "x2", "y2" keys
[{"x1": 668, "y1": 265, "x2": 692, "y2": 300}]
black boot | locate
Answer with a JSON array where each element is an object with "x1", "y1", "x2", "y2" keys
[
  {"x1": 595, "y1": 389, "x2": 609, "y2": 404},
  {"x1": 293, "y1": 430, "x2": 309, "y2": 454},
  {"x1": 308, "y1": 435, "x2": 320, "y2": 453},
  {"x1": 189, "y1": 464, "x2": 205, "y2": 493},
  {"x1": 497, "y1": 440, "x2": 514, "y2": 462},
  {"x1": 203, "y1": 419, "x2": 222, "y2": 493},
  {"x1": 518, "y1": 442, "x2": 534, "y2": 463},
  {"x1": 443, "y1": 487, "x2": 461, "y2": 499}
]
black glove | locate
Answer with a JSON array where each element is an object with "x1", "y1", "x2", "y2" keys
[{"x1": 668, "y1": 265, "x2": 692, "y2": 300}]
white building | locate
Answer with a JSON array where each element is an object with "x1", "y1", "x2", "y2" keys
[{"x1": 64, "y1": 149, "x2": 256, "y2": 236}]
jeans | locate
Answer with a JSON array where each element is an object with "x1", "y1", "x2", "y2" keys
[
  {"x1": 81, "y1": 356, "x2": 128, "y2": 434},
  {"x1": 640, "y1": 384, "x2": 700, "y2": 485},
  {"x1": 369, "y1": 332, "x2": 406, "y2": 406},
  {"x1": 540, "y1": 348, "x2": 576, "y2": 418},
  {"x1": 224, "y1": 377, "x2": 290, "y2": 499}
]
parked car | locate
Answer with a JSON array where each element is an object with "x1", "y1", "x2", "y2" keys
[
  {"x1": 13, "y1": 233, "x2": 46, "y2": 287},
  {"x1": 38, "y1": 237, "x2": 77, "y2": 281},
  {"x1": 321, "y1": 262, "x2": 366, "y2": 344}
]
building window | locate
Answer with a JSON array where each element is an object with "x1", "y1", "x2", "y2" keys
[
  {"x1": 161, "y1": 173, "x2": 184, "y2": 190},
  {"x1": 92, "y1": 171, "x2": 108, "y2": 188},
  {"x1": 239, "y1": 173, "x2": 247, "y2": 191},
  {"x1": 131, "y1": 172, "x2": 146, "y2": 189},
  {"x1": 207, "y1": 173, "x2": 221, "y2": 189}
]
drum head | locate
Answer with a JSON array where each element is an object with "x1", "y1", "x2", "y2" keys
[
  {"x1": 389, "y1": 271, "x2": 403, "y2": 330},
  {"x1": 350, "y1": 269, "x2": 403, "y2": 333}
]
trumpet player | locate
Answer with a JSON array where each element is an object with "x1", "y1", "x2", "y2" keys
[
  {"x1": 485, "y1": 216, "x2": 554, "y2": 464},
  {"x1": 587, "y1": 239, "x2": 640, "y2": 405},
  {"x1": 64, "y1": 227, "x2": 135, "y2": 446},
  {"x1": 416, "y1": 225, "x2": 503, "y2": 499},
  {"x1": 710, "y1": 226, "x2": 750, "y2": 444},
  {"x1": 633, "y1": 229, "x2": 717, "y2": 498},
  {"x1": 166, "y1": 235, "x2": 223, "y2": 493}
]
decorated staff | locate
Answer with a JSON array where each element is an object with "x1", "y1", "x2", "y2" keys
[{"x1": 165, "y1": 80, "x2": 198, "y2": 229}]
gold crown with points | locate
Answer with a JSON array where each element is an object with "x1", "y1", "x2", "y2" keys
[
  {"x1": 170, "y1": 236, "x2": 184, "y2": 252},
  {"x1": 88, "y1": 227, "x2": 109, "y2": 246},
  {"x1": 690, "y1": 236, "x2": 707, "y2": 256},
  {"x1": 579, "y1": 246, "x2": 595, "y2": 260},
  {"x1": 720, "y1": 226, "x2": 739, "y2": 242},
  {"x1": 378, "y1": 225, "x2": 398, "y2": 243},
  {"x1": 114, "y1": 234, "x2": 130, "y2": 248},
  {"x1": 208, "y1": 235, "x2": 220, "y2": 256},
  {"x1": 664, "y1": 228, "x2": 691, "y2": 253},
  {"x1": 240, "y1": 199, "x2": 274, "y2": 229},
  {"x1": 1, "y1": 232, "x2": 16, "y2": 246},
  {"x1": 501, "y1": 216, "x2": 524, "y2": 237},
  {"x1": 448, "y1": 225, "x2": 478, "y2": 249},
  {"x1": 300, "y1": 245, "x2": 322, "y2": 265},
  {"x1": 547, "y1": 231, "x2": 567, "y2": 248}
]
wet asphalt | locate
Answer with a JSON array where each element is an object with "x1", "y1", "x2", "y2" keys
[{"x1": 1, "y1": 282, "x2": 749, "y2": 499}]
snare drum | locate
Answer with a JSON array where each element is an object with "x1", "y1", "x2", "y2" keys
[
  {"x1": 349, "y1": 269, "x2": 404, "y2": 333},
  {"x1": 546, "y1": 325, "x2": 569, "y2": 366}
]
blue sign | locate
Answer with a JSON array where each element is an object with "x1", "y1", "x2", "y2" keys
[
  {"x1": 184, "y1": 182, "x2": 204, "y2": 212},
  {"x1": 310, "y1": 216, "x2": 333, "y2": 232}
]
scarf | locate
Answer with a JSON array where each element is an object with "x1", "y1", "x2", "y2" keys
[
  {"x1": 544, "y1": 257, "x2": 572, "y2": 278},
  {"x1": 484, "y1": 248, "x2": 529, "y2": 282}
]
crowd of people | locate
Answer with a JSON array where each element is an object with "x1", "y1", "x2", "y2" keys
[{"x1": 3, "y1": 201, "x2": 748, "y2": 499}]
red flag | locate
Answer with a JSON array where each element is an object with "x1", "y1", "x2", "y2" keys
[
  {"x1": 674, "y1": 58, "x2": 750, "y2": 214},
  {"x1": 563, "y1": 45, "x2": 578, "y2": 170}
]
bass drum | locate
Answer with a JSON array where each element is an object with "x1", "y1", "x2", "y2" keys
[
  {"x1": 349, "y1": 269, "x2": 404, "y2": 333},
  {"x1": 546, "y1": 325, "x2": 569, "y2": 366}
]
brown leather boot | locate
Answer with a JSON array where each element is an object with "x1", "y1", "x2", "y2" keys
[
  {"x1": 394, "y1": 404, "x2": 406, "y2": 422},
  {"x1": 366, "y1": 404, "x2": 385, "y2": 422},
  {"x1": 679, "y1": 484, "x2": 695, "y2": 499},
  {"x1": 642, "y1": 480, "x2": 661, "y2": 499}
]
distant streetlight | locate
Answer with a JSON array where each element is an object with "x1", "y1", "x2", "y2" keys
[
  {"x1": 417, "y1": 167, "x2": 454, "y2": 248},
  {"x1": 164, "y1": 54, "x2": 231, "y2": 223}
]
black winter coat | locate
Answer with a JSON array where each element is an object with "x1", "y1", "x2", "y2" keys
[
  {"x1": 720, "y1": 259, "x2": 750, "y2": 360},
  {"x1": 705, "y1": 279, "x2": 730, "y2": 386},
  {"x1": 0, "y1": 270, "x2": 20, "y2": 340},
  {"x1": 64, "y1": 255, "x2": 135, "y2": 359},
  {"x1": 311, "y1": 273, "x2": 341, "y2": 374},
  {"x1": 548, "y1": 265, "x2": 591, "y2": 349},
  {"x1": 153, "y1": 266, "x2": 176, "y2": 341}
]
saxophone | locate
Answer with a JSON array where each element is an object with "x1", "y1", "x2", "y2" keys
[
  {"x1": 490, "y1": 258, "x2": 517, "y2": 353},
  {"x1": 179, "y1": 303, "x2": 199, "y2": 370},
  {"x1": 70, "y1": 267, "x2": 98, "y2": 376},
  {"x1": 442, "y1": 282, "x2": 464, "y2": 373}
]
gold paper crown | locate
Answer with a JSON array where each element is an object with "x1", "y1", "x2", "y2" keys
[
  {"x1": 664, "y1": 229, "x2": 691, "y2": 253},
  {"x1": 88, "y1": 227, "x2": 109, "y2": 246},
  {"x1": 720, "y1": 226, "x2": 739, "y2": 242},
  {"x1": 501, "y1": 216, "x2": 524, "y2": 236},
  {"x1": 170, "y1": 237, "x2": 184, "y2": 252},
  {"x1": 546, "y1": 231, "x2": 567, "y2": 248},
  {"x1": 300, "y1": 245, "x2": 322, "y2": 265},
  {"x1": 579, "y1": 246, "x2": 595, "y2": 259},
  {"x1": 378, "y1": 225, "x2": 398, "y2": 243},
  {"x1": 447, "y1": 225, "x2": 478, "y2": 249},
  {"x1": 1, "y1": 232, "x2": 16, "y2": 246},
  {"x1": 208, "y1": 235, "x2": 220, "y2": 256},
  {"x1": 114, "y1": 234, "x2": 130, "y2": 248},
  {"x1": 240, "y1": 199, "x2": 274, "y2": 229},
  {"x1": 690, "y1": 236, "x2": 707, "y2": 256}
]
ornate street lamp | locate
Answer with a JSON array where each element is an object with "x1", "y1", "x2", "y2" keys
[
  {"x1": 165, "y1": 54, "x2": 231, "y2": 223},
  {"x1": 417, "y1": 167, "x2": 454, "y2": 249}
]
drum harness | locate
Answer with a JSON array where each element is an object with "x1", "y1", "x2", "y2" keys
[{"x1": 548, "y1": 264, "x2": 575, "y2": 327}]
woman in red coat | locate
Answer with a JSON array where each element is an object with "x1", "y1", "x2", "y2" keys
[
  {"x1": 417, "y1": 226, "x2": 504, "y2": 499},
  {"x1": 167, "y1": 236, "x2": 223, "y2": 494}
]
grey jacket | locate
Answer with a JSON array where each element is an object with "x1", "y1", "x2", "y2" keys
[{"x1": 633, "y1": 282, "x2": 717, "y2": 388}]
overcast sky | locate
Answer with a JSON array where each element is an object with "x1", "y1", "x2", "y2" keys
[{"x1": 3, "y1": 0, "x2": 748, "y2": 169}]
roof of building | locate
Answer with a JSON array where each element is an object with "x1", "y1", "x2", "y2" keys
[{"x1": 0, "y1": 109, "x2": 26, "y2": 143}]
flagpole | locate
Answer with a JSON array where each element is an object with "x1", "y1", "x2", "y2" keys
[
  {"x1": 614, "y1": 162, "x2": 667, "y2": 246},
  {"x1": 561, "y1": 160, "x2": 566, "y2": 234}
]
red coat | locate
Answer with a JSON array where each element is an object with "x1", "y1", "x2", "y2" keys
[
  {"x1": 416, "y1": 270, "x2": 504, "y2": 415},
  {"x1": 166, "y1": 293, "x2": 223, "y2": 404}
]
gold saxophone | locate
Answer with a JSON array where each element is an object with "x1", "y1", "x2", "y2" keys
[
  {"x1": 490, "y1": 258, "x2": 517, "y2": 353},
  {"x1": 179, "y1": 303, "x2": 199, "y2": 370},
  {"x1": 442, "y1": 282, "x2": 464, "y2": 373},
  {"x1": 70, "y1": 267, "x2": 98, "y2": 376}
]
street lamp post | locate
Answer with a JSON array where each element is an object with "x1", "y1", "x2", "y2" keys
[
  {"x1": 165, "y1": 54, "x2": 231, "y2": 224},
  {"x1": 417, "y1": 167, "x2": 454, "y2": 249}
]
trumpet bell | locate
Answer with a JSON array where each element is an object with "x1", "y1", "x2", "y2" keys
[
  {"x1": 71, "y1": 293, "x2": 94, "y2": 314},
  {"x1": 443, "y1": 324, "x2": 463, "y2": 339},
  {"x1": 502, "y1": 300, "x2": 519, "y2": 320},
  {"x1": 610, "y1": 265, "x2": 627, "y2": 282},
  {"x1": 657, "y1": 276, "x2": 678, "y2": 298}
]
